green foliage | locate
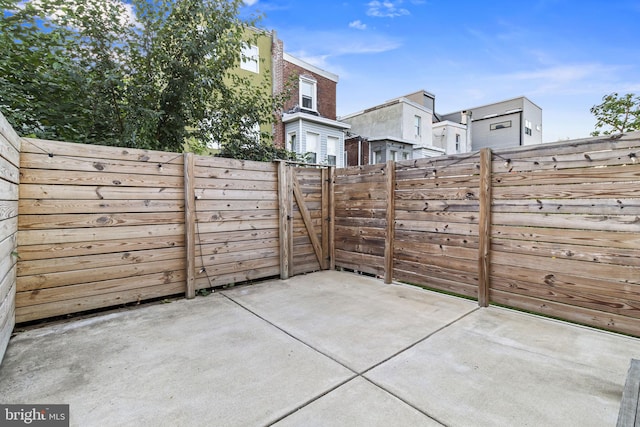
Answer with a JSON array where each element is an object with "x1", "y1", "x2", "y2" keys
[
  {"x1": 0, "y1": 0, "x2": 285, "y2": 154},
  {"x1": 590, "y1": 92, "x2": 640, "y2": 136},
  {"x1": 216, "y1": 138, "x2": 298, "y2": 162}
]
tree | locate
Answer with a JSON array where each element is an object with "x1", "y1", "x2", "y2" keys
[
  {"x1": 590, "y1": 92, "x2": 640, "y2": 136},
  {"x1": 0, "y1": 0, "x2": 286, "y2": 154}
]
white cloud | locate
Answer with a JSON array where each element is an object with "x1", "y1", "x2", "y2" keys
[
  {"x1": 284, "y1": 28, "x2": 401, "y2": 58},
  {"x1": 501, "y1": 64, "x2": 625, "y2": 95},
  {"x1": 349, "y1": 20, "x2": 367, "y2": 30},
  {"x1": 243, "y1": 0, "x2": 259, "y2": 6},
  {"x1": 366, "y1": 1, "x2": 410, "y2": 18}
]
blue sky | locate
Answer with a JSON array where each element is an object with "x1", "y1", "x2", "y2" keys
[{"x1": 241, "y1": 0, "x2": 640, "y2": 142}]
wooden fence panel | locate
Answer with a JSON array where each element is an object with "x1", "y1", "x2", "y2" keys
[
  {"x1": 0, "y1": 112, "x2": 19, "y2": 363},
  {"x1": 192, "y1": 156, "x2": 280, "y2": 290},
  {"x1": 334, "y1": 164, "x2": 388, "y2": 277},
  {"x1": 291, "y1": 167, "x2": 326, "y2": 276},
  {"x1": 16, "y1": 138, "x2": 185, "y2": 323},
  {"x1": 490, "y1": 134, "x2": 640, "y2": 336},
  {"x1": 393, "y1": 154, "x2": 481, "y2": 298}
]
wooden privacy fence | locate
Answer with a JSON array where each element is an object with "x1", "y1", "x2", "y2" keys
[
  {"x1": 334, "y1": 133, "x2": 640, "y2": 336},
  {"x1": 2, "y1": 107, "x2": 640, "y2": 340}
]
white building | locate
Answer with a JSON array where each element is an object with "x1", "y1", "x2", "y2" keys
[
  {"x1": 340, "y1": 90, "x2": 443, "y2": 163},
  {"x1": 342, "y1": 91, "x2": 543, "y2": 164},
  {"x1": 442, "y1": 97, "x2": 542, "y2": 151}
]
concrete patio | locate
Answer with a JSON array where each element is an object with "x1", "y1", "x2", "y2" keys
[{"x1": 1, "y1": 270, "x2": 639, "y2": 426}]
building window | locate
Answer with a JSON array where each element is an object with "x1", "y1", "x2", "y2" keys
[
  {"x1": 455, "y1": 134, "x2": 461, "y2": 152},
  {"x1": 300, "y1": 77, "x2": 317, "y2": 111},
  {"x1": 305, "y1": 132, "x2": 319, "y2": 163},
  {"x1": 327, "y1": 136, "x2": 338, "y2": 166},
  {"x1": 240, "y1": 44, "x2": 259, "y2": 73},
  {"x1": 247, "y1": 121, "x2": 260, "y2": 142},
  {"x1": 525, "y1": 119, "x2": 532, "y2": 136},
  {"x1": 288, "y1": 133, "x2": 297, "y2": 152},
  {"x1": 372, "y1": 150, "x2": 382, "y2": 164},
  {"x1": 390, "y1": 150, "x2": 398, "y2": 161},
  {"x1": 414, "y1": 115, "x2": 421, "y2": 136},
  {"x1": 402, "y1": 152, "x2": 409, "y2": 160},
  {"x1": 490, "y1": 120, "x2": 512, "y2": 131}
]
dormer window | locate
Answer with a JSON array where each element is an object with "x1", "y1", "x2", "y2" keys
[{"x1": 299, "y1": 76, "x2": 317, "y2": 111}]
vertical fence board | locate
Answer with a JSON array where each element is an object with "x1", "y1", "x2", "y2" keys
[
  {"x1": 384, "y1": 160, "x2": 396, "y2": 284},
  {"x1": 278, "y1": 161, "x2": 290, "y2": 279},
  {"x1": 184, "y1": 153, "x2": 195, "y2": 299},
  {"x1": 478, "y1": 148, "x2": 492, "y2": 307},
  {"x1": 321, "y1": 168, "x2": 329, "y2": 270},
  {"x1": 329, "y1": 166, "x2": 336, "y2": 270}
]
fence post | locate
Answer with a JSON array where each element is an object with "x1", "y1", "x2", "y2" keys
[
  {"x1": 184, "y1": 152, "x2": 196, "y2": 299},
  {"x1": 321, "y1": 167, "x2": 330, "y2": 270},
  {"x1": 478, "y1": 148, "x2": 492, "y2": 307},
  {"x1": 384, "y1": 160, "x2": 396, "y2": 284},
  {"x1": 328, "y1": 166, "x2": 336, "y2": 271},
  {"x1": 277, "y1": 161, "x2": 290, "y2": 279}
]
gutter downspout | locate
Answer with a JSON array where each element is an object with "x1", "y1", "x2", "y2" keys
[{"x1": 463, "y1": 110, "x2": 472, "y2": 152}]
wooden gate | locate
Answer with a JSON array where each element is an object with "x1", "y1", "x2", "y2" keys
[{"x1": 278, "y1": 162, "x2": 333, "y2": 278}]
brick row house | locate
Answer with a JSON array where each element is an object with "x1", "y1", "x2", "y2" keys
[{"x1": 237, "y1": 29, "x2": 349, "y2": 167}]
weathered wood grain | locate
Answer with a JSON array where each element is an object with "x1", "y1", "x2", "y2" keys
[
  {"x1": 22, "y1": 138, "x2": 181, "y2": 163},
  {"x1": 18, "y1": 258, "x2": 185, "y2": 291},
  {"x1": 489, "y1": 289, "x2": 640, "y2": 337},
  {"x1": 21, "y1": 151, "x2": 183, "y2": 176},
  {"x1": 20, "y1": 184, "x2": 183, "y2": 200},
  {"x1": 19, "y1": 212, "x2": 182, "y2": 230},
  {"x1": 18, "y1": 235, "x2": 183, "y2": 261},
  {"x1": 17, "y1": 270, "x2": 186, "y2": 307},
  {"x1": 18, "y1": 198, "x2": 184, "y2": 215},
  {"x1": 16, "y1": 282, "x2": 184, "y2": 323}
]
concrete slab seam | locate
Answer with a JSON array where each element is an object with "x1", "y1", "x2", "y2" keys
[
  {"x1": 221, "y1": 291, "x2": 477, "y2": 427},
  {"x1": 346, "y1": 307, "x2": 482, "y2": 427},
  {"x1": 264, "y1": 375, "x2": 359, "y2": 427},
  {"x1": 362, "y1": 376, "x2": 448, "y2": 427},
  {"x1": 220, "y1": 292, "x2": 359, "y2": 373},
  {"x1": 359, "y1": 307, "x2": 481, "y2": 377},
  {"x1": 220, "y1": 292, "x2": 370, "y2": 426}
]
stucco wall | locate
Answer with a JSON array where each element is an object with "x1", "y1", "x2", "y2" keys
[{"x1": 342, "y1": 102, "x2": 403, "y2": 140}]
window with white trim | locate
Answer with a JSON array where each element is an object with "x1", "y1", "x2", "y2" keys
[
  {"x1": 288, "y1": 133, "x2": 297, "y2": 153},
  {"x1": 327, "y1": 136, "x2": 339, "y2": 165},
  {"x1": 414, "y1": 115, "x2": 421, "y2": 137},
  {"x1": 240, "y1": 44, "x2": 259, "y2": 73},
  {"x1": 306, "y1": 132, "x2": 319, "y2": 163},
  {"x1": 372, "y1": 150, "x2": 383, "y2": 164},
  {"x1": 300, "y1": 77, "x2": 317, "y2": 111}
]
